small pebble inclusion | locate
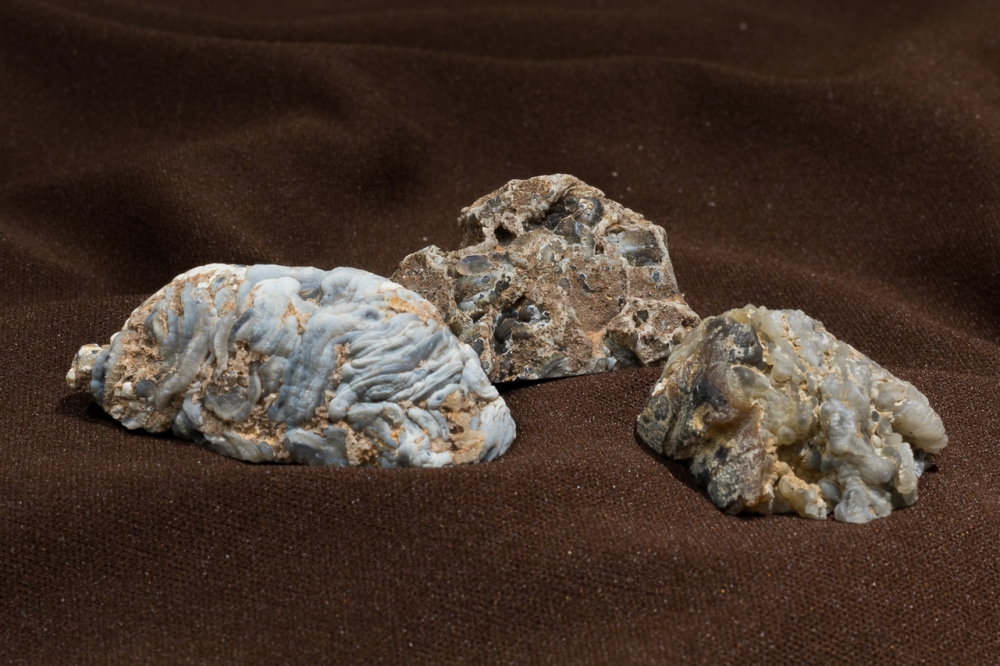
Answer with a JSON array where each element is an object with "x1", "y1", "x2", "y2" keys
[
  {"x1": 636, "y1": 305, "x2": 948, "y2": 523},
  {"x1": 392, "y1": 174, "x2": 700, "y2": 382},
  {"x1": 66, "y1": 264, "x2": 516, "y2": 467}
]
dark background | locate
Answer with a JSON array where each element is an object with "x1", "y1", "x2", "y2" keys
[{"x1": 3, "y1": 0, "x2": 999, "y2": 663}]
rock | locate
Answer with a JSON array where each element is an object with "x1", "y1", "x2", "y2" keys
[
  {"x1": 636, "y1": 305, "x2": 948, "y2": 523},
  {"x1": 67, "y1": 264, "x2": 516, "y2": 467},
  {"x1": 392, "y1": 174, "x2": 699, "y2": 382}
]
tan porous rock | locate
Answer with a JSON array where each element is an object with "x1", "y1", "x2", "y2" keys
[
  {"x1": 636, "y1": 305, "x2": 948, "y2": 523},
  {"x1": 393, "y1": 174, "x2": 699, "y2": 382}
]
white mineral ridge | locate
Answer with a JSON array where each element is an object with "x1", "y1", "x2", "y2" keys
[
  {"x1": 67, "y1": 264, "x2": 516, "y2": 467},
  {"x1": 636, "y1": 305, "x2": 948, "y2": 523}
]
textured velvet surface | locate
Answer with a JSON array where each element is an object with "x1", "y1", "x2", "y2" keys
[{"x1": 3, "y1": 1, "x2": 998, "y2": 662}]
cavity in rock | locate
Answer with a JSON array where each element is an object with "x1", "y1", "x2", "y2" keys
[{"x1": 392, "y1": 174, "x2": 700, "y2": 382}]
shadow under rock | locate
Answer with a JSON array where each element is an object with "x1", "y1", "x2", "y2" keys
[
  {"x1": 633, "y1": 427, "x2": 777, "y2": 523},
  {"x1": 495, "y1": 362, "x2": 665, "y2": 397},
  {"x1": 56, "y1": 392, "x2": 110, "y2": 424},
  {"x1": 55, "y1": 392, "x2": 174, "y2": 442},
  {"x1": 494, "y1": 374, "x2": 568, "y2": 396},
  {"x1": 633, "y1": 427, "x2": 703, "y2": 495}
]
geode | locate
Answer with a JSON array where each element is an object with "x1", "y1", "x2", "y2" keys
[
  {"x1": 67, "y1": 264, "x2": 516, "y2": 467},
  {"x1": 392, "y1": 174, "x2": 700, "y2": 382},
  {"x1": 636, "y1": 305, "x2": 948, "y2": 523}
]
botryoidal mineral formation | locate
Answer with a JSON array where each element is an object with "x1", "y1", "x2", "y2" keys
[
  {"x1": 67, "y1": 264, "x2": 516, "y2": 467},
  {"x1": 636, "y1": 306, "x2": 948, "y2": 523},
  {"x1": 393, "y1": 174, "x2": 700, "y2": 382}
]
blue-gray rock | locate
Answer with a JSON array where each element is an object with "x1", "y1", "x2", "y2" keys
[{"x1": 67, "y1": 264, "x2": 516, "y2": 467}]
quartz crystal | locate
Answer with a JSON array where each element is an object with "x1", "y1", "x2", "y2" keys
[
  {"x1": 67, "y1": 264, "x2": 516, "y2": 467},
  {"x1": 393, "y1": 174, "x2": 699, "y2": 382},
  {"x1": 636, "y1": 305, "x2": 948, "y2": 523}
]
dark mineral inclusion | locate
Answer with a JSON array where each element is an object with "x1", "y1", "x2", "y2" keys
[
  {"x1": 637, "y1": 306, "x2": 948, "y2": 523},
  {"x1": 392, "y1": 174, "x2": 700, "y2": 382}
]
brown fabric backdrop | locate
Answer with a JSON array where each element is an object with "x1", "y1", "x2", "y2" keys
[{"x1": 2, "y1": 0, "x2": 998, "y2": 662}]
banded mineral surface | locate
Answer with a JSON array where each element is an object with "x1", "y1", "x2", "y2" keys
[
  {"x1": 636, "y1": 305, "x2": 948, "y2": 523},
  {"x1": 67, "y1": 264, "x2": 516, "y2": 467},
  {"x1": 393, "y1": 174, "x2": 699, "y2": 382}
]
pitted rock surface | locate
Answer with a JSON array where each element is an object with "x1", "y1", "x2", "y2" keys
[
  {"x1": 67, "y1": 264, "x2": 516, "y2": 467},
  {"x1": 637, "y1": 305, "x2": 948, "y2": 523},
  {"x1": 392, "y1": 174, "x2": 699, "y2": 382}
]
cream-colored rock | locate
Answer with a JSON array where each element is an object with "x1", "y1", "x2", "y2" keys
[{"x1": 636, "y1": 305, "x2": 947, "y2": 523}]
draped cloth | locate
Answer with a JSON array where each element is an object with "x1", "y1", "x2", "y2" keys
[{"x1": 2, "y1": 1, "x2": 997, "y2": 661}]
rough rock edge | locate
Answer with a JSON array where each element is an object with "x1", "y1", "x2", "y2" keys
[
  {"x1": 636, "y1": 305, "x2": 948, "y2": 523},
  {"x1": 393, "y1": 174, "x2": 700, "y2": 382},
  {"x1": 67, "y1": 264, "x2": 516, "y2": 467}
]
